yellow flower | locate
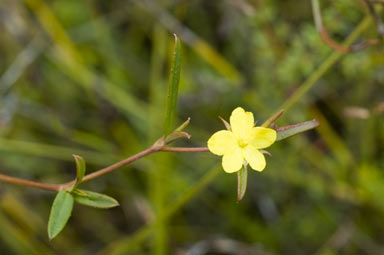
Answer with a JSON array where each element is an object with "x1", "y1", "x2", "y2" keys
[{"x1": 207, "y1": 107, "x2": 277, "y2": 173}]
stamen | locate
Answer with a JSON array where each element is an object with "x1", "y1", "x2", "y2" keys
[{"x1": 238, "y1": 139, "x2": 248, "y2": 148}]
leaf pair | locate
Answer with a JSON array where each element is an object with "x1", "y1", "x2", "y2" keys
[
  {"x1": 47, "y1": 156, "x2": 119, "y2": 240},
  {"x1": 49, "y1": 35, "x2": 184, "y2": 240}
]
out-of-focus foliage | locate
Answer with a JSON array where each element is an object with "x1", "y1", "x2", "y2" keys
[{"x1": 0, "y1": 0, "x2": 383, "y2": 254}]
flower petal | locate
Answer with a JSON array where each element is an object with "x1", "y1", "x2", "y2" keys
[
  {"x1": 244, "y1": 146, "x2": 266, "y2": 171},
  {"x1": 249, "y1": 127, "x2": 277, "y2": 149},
  {"x1": 230, "y1": 107, "x2": 254, "y2": 139},
  {"x1": 207, "y1": 130, "x2": 237, "y2": 156},
  {"x1": 222, "y1": 147, "x2": 243, "y2": 173}
]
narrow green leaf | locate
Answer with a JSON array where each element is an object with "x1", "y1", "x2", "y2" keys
[
  {"x1": 73, "y1": 190, "x2": 119, "y2": 209},
  {"x1": 72, "y1": 155, "x2": 86, "y2": 190},
  {"x1": 174, "y1": 117, "x2": 190, "y2": 132},
  {"x1": 164, "y1": 131, "x2": 191, "y2": 144},
  {"x1": 237, "y1": 164, "x2": 248, "y2": 202},
  {"x1": 276, "y1": 119, "x2": 319, "y2": 141},
  {"x1": 164, "y1": 34, "x2": 182, "y2": 136},
  {"x1": 261, "y1": 109, "x2": 285, "y2": 128},
  {"x1": 48, "y1": 191, "x2": 74, "y2": 240}
]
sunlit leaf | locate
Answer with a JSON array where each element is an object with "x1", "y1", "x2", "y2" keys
[{"x1": 48, "y1": 191, "x2": 74, "y2": 240}]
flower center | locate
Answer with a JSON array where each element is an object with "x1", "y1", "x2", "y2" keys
[{"x1": 238, "y1": 139, "x2": 248, "y2": 148}]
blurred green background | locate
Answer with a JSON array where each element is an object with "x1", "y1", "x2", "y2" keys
[{"x1": 0, "y1": 0, "x2": 384, "y2": 254}]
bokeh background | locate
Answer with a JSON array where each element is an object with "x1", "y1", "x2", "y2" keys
[{"x1": 1, "y1": 0, "x2": 384, "y2": 254}]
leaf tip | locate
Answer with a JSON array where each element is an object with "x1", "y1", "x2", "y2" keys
[
  {"x1": 262, "y1": 109, "x2": 285, "y2": 127},
  {"x1": 174, "y1": 118, "x2": 191, "y2": 132},
  {"x1": 312, "y1": 119, "x2": 320, "y2": 127},
  {"x1": 218, "y1": 116, "x2": 231, "y2": 130},
  {"x1": 173, "y1": 33, "x2": 178, "y2": 41},
  {"x1": 260, "y1": 150, "x2": 272, "y2": 157},
  {"x1": 48, "y1": 231, "x2": 58, "y2": 241}
]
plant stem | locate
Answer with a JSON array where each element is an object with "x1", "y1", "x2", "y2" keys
[
  {"x1": 0, "y1": 146, "x2": 209, "y2": 192},
  {"x1": 75, "y1": 147, "x2": 159, "y2": 185},
  {"x1": 0, "y1": 173, "x2": 59, "y2": 191},
  {"x1": 160, "y1": 147, "x2": 209, "y2": 152}
]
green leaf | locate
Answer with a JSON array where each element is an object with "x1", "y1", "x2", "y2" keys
[
  {"x1": 48, "y1": 191, "x2": 74, "y2": 240},
  {"x1": 71, "y1": 188, "x2": 89, "y2": 197},
  {"x1": 237, "y1": 164, "x2": 248, "y2": 202},
  {"x1": 164, "y1": 34, "x2": 182, "y2": 136},
  {"x1": 72, "y1": 155, "x2": 86, "y2": 190},
  {"x1": 174, "y1": 117, "x2": 190, "y2": 132},
  {"x1": 73, "y1": 189, "x2": 119, "y2": 209},
  {"x1": 164, "y1": 131, "x2": 191, "y2": 144},
  {"x1": 276, "y1": 119, "x2": 319, "y2": 141},
  {"x1": 261, "y1": 109, "x2": 285, "y2": 128}
]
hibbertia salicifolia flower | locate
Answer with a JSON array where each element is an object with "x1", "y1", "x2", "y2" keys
[{"x1": 207, "y1": 107, "x2": 276, "y2": 173}]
